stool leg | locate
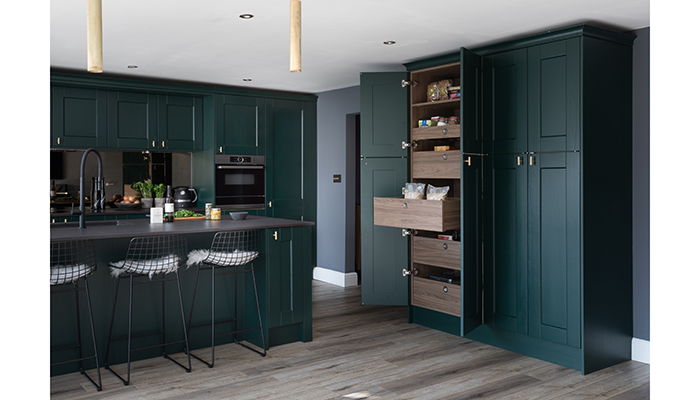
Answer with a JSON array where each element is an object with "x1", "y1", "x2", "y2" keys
[
  {"x1": 104, "y1": 276, "x2": 120, "y2": 376},
  {"x1": 74, "y1": 282, "x2": 84, "y2": 374},
  {"x1": 186, "y1": 264, "x2": 201, "y2": 347},
  {"x1": 83, "y1": 278, "x2": 102, "y2": 391},
  {"x1": 175, "y1": 270, "x2": 192, "y2": 372},
  {"x1": 250, "y1": 263, "x2": 267, "y2": 356},
  {"x1": 126, "y1": 274, "x2": 134, "y2": 385},
  {"x1": 210, "y1": 264, "x2": 216, "y2": 367}
]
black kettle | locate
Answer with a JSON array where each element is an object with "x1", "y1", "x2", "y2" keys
[{"x1": 173, "y1": 186, "x2": 198, "y2": 209}]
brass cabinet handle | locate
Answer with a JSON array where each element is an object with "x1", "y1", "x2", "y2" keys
[
  {"x1": 268, "y1": 201, "x2": 273, "y2": 208},
  {"x1": 464, "y1": 156, "x2": 471, "y2": 166},
  {"x1": 152, "y1": 140, "x2": 156, "y2": 147},
  {"x1": 517, "y1": 156, "x2": 522, "y2": 166},
  {"x1": 273, "y1": 230, "x2": 278, "y2": 241},
  {"x1": 162, "y1": 141, "x2": 166, "y2": 148},
  {"x1": 530, "y1": 155, "x2": 535, "y2": 166},
  {"x1": 57, "y1": 137, "x2": 61, "y2": 145},
  {"x1": 219, "y1": 146, "x2": 223, "y2": 153}
]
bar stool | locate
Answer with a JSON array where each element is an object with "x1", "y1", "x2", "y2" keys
[
  {"x1": 186, "y1": 229, "x2": 265, "y2": 368},
  {"x1": 50, "y1": 239, "x2": 102, "y2": 391},
  {"x1": 104, "y1": 234, "x2": 191, "y2": 385}
]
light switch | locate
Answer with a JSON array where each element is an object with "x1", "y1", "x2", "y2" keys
[{"x1": 333, "y1": 174, "x2": 341, "y2": 183}]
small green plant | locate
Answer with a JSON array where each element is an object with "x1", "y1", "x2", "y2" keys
[
  {"x1": 131, "y1": 180, "x2": 155, "y2": 198},
  {"x1": 153, "y1": 183, "x2": 166, "y2": 198}
]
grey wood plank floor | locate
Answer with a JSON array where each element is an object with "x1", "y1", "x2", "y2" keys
[{"x1": 50, "y1": 280, "x2": 649, "y2": 399}]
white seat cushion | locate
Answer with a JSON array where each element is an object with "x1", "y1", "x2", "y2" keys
[
  {"x1": 109, "y1": 254, "x2": 181, "y2": 279},
  {"x1": 186, "y1": 249, "x2": 259, "y2": 268},
  {"x1": 50, "y1": 264, "x2": 93, "y2": 285}
]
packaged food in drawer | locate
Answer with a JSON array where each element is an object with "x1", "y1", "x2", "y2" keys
[
  {"x1": 412, "y1": 277, "x2": 460, "y2": 317},
  {"x1": 373, "y1": 197, "x2": 460, "y2": 232},
  {"x1": 413, "y1": 236, "x2": 461, "y2": 270},
  {"x1": 412, "y1": 150, "x2": 461, "y2": 179}
]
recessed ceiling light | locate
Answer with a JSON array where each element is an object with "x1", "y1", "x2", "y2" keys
[
  {"x1": 127, "y1": 65, "x2": 138, "y2": 69},
  {"x1": 239, "y1": 14, "x2": 254, "y2": 19},
  {"x1": 243, "y1": 78, "x2": 252, "y2": 82},
  {"x1": 383, "y1": 41, "x2": 396, "y2": 45}
]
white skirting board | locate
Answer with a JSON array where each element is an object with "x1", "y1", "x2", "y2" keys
[
  {"x1": 313, "y1": 266, "x2": 358, "y2": 287},
  {"x1": 632, "y1": 338, "x2": 650, "y2": 364}
]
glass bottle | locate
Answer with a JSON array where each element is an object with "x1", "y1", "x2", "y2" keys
[{"x1": 164, "y1": 185, "x2": 174, "y2": 222}]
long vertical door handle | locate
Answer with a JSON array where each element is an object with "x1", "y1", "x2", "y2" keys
[
  {"x1": 517, "y1": 156, "x2": 522, "y2": 166},
  {"x1": 530, "y1": 155, "x2": 535, "y2": 166}
]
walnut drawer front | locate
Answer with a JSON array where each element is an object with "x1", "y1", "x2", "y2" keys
[
  {"x1": 412, "y1": 237, "x2": 461, "y2": 270},
  {"x1": 373, "y1": 197, "x2": 460, "y2": 232},
  {"x1": 412, "y1": 150, "x2": 461, "y2": 179},
  {"x1": 412, "y1": 277, "x2": 461, "y2": 317}
]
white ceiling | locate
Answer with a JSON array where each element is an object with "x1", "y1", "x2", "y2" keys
[{"x1": 50, "y1": 0, "x2": 650, "y2": 94}]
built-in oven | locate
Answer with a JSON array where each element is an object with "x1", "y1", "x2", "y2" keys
[{"x1": 214, "y1": 155, "x2": 265, "y2": 209}]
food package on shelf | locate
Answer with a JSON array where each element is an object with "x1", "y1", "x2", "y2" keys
[
  {"x1": 434, "y1": 145, "x2": 452, "y2": 151},
  {"x1": 427, "y1": 82, "x2": 439, "y2": 102},
  {"x1": 427, "y1": 184, "x2": 449, "y2": 201},
  {"x1": 404, "y1": 183, "x2": 426, "y2": 199},
  {"x1": 438, "y1": 79, "x2": 453, "y2": 101}
]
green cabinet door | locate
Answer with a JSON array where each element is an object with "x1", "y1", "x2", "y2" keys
[
  {"x1": 527, "y1": 38, "x2": 581, "y2": 153},
  {"x1": 265, "y1": 226, "x2": 313, "y2": 344},
  {"x1": 156, "y1": 94, "x2": 203, "y2": 151},
  {"x1": 216, "y1": 95, "x2": 265, "y2": 155},
  {"x1": 107, "y1": 91, "x2": 158, "y2": 150},
  {"x1": 264, "y1": 99, "x2": 306, "y2": 220},
  {"x1": 51, "y1": 85, "x2": 108, "y2": 148},
  {"x1": 360, "y1": 157, "x2": 408, "y2": 306},
  {"x1": 482, "y1": 49, "x2": 529, "y2": 335},
  {"x1": 360, "y1": 72, "x2": 409, "y2": 158},
  {"x1": 527, "y1": 151, "x2": 581, "y2": 348}
]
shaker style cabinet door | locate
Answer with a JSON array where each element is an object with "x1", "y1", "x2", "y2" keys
[
  {"x1": 216, "y1": 95, "x2": 265, "y2": 155},
  {"x1": 51, "y1": 85, "x2": 108, "y2": 148},
  {"x1": 107, "y1": 91, "x2": 157, "y2": 150},
  {"x1": 359, "y1": 72, "x2": 409, "y2": 158},
  {"x1": 360, "y1": 157, "x2": 409, "y2": 306},
  {"x1": 156, "y1": 94, "x2": 203, "y2": 151}
]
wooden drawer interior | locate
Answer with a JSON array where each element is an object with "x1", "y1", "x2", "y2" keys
[
  {"x1": 412, "y1": 236, "x2": 461, "y2": 270},
  {"x1": 374, "y1": 197, "x2": 460, "y2": 232},
  {"x1": 412, "y1": 276, "x2": 461, "y2": 317}
]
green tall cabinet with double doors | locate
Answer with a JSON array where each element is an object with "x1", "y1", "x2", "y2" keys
[{"x1": 360, "y1": 24, "x2": 635, "y2": 374}]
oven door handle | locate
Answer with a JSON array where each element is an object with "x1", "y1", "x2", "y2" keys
[{"x1": 216, "y1": 165, "x2": 264, "y2": 170}]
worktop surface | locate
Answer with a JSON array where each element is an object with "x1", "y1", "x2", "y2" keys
[{"x1": 50, "y1": 215, "x2": 314, "y2": 241}]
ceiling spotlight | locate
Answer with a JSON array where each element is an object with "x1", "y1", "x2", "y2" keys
[
  {"x1": 239, "y1": 14, "x2": 254, "y2": 19},
  {"x1": 383, "y1": 41, "x2": 396, "y2": 45},
  {"x1": 243, "y1": 78, "x2": 252, "y2": 82},
  {"x1": 127, "y1": 65, "x2": 138, "y2": 69}
]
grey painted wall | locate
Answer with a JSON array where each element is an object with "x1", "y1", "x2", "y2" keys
[
  {"x1": 630, "y1": 26, "x2": 650, "y2": 341},
  {"x1": 315, "y1": 86, "x2": 360, "y2": 274}
]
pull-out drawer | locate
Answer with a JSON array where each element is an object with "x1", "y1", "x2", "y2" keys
[
  {"x1": 413, "y1": 237, "x2": 461, "y2": 270},
  {"x1": 412, "y1": 150, "x2": 461, "y2": 179},
  {"x1": 374, "y1": 197, "x2": 460, "y2": 232},
  {"x1": 412, "y1": 125, "x2": 460, "y2": 141},
  {"x1": 412, "y1": 277, "x2": 461, "y2": 317}
]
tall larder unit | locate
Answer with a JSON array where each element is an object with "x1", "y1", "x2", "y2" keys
[{"x1": 360, "y1": 24, "x2": 635, "y2": 374}]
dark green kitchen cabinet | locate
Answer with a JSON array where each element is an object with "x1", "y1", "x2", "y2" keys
[
  {"x1": 51, "y1": 85, "x2": 108, "y2": 148},
  {"x1": 107, "y1": 91, "x2": 158, "y2": 149},
  {"x1": 361, "y1": 25, "x2": 635, "y2": 375},
  {"x1": 215, "y1": 95, "x2": 265, "y2": 155},
  {"x1": 155, "y1": 94, "x2": 203, "y2": 151},
  {"x1": 263, "y1": 226, "x2": 313, "y2": 346},
  {"x1": 264, "y1": 99, "x2": 316, "y2": 222}
]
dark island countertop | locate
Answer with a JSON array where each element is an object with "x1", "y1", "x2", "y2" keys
[{"x1": 50, "y1": 215, "x2": 314, "y2": 241}]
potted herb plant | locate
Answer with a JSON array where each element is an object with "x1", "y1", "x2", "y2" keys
[
  {"x1": 153, "y1": 183, "x2": 166, "y2": 208},
  {"x1": 131, "y1": 180, "x2": 155, "y2": 209}
]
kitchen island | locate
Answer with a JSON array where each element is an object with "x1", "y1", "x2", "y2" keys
[{"x1": 50, "y1": 216, "x2": 314, "y2": 376}]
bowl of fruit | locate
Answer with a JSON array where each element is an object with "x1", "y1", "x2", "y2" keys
[{"x1": 114, "y1": 195, "x2": 142, "y2": 209}]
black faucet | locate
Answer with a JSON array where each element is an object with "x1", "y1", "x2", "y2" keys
[{"x1": 74, "y1": 148, "x2": 104, "y2": 229}]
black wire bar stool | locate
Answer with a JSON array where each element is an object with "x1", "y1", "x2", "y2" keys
[
  {"x1": 187, "y1": 229, "x2": 265, "y2": 368},
  {"x1": 50, "y1": 239, "x2": 102, "y2": 391},
  {"x1": 104, "y1": 234, "x2": 191, "y2": 385}
]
